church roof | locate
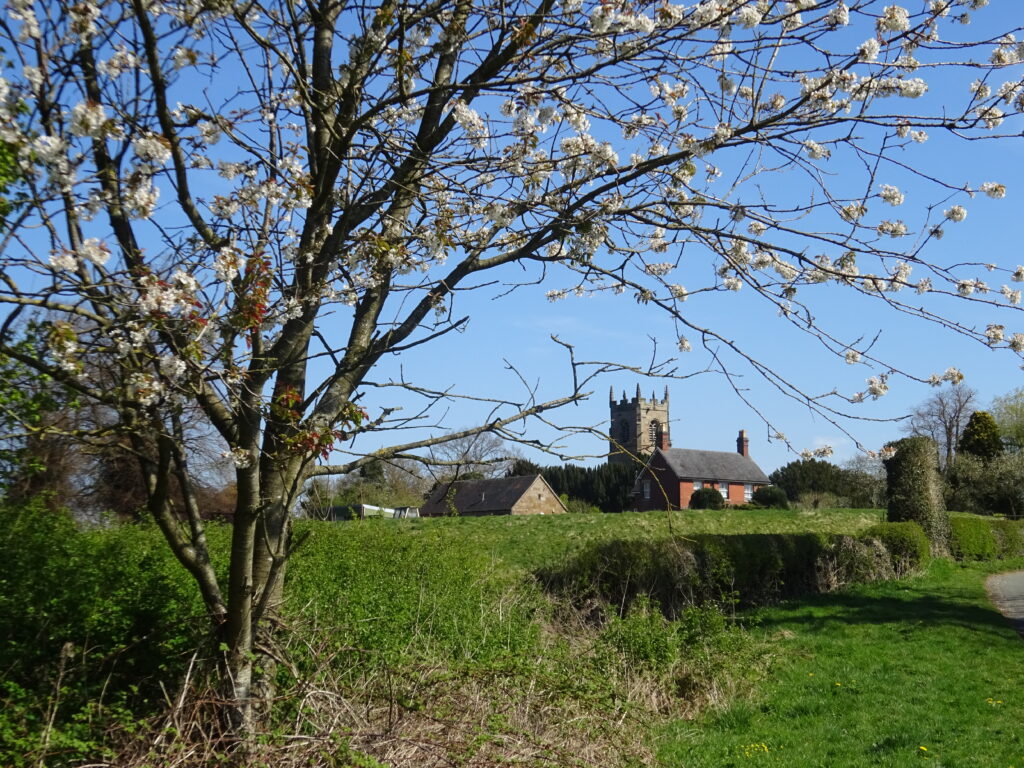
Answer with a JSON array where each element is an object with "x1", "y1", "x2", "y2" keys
[{"x1": 655, "y1": 447, "x2": 769, "y2": 484}]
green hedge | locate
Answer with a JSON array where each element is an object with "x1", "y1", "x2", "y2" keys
[
  {"x1": 860, "y1": 521, "x2": 931, "y2": 576},
  {"x1": 949, "y1": 517, "x2": 1024, "y2": 561},
  {"x1": 537, "y1": 532, "x2": 867, "y2": 617}
]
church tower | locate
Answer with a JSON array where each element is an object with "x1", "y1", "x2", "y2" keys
[{"x1": 608, "y1": 385, "x2": 670, "y2": 464}]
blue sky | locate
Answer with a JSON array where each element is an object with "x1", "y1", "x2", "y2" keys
[{"x1": 339, "y1": 6, "x2": 1024, "y2": 476}]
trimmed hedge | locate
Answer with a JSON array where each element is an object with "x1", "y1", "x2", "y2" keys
[
  {"x1": 860, "y1": 521, "x2": 931, "y2": 576},
  {"x1": 949, "y1": 516, "x2": 1024, "y2": 561},
  {"x1": 537, "y1": 532, "x2": 898, "y2": 618}
]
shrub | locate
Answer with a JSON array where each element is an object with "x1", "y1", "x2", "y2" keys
[
  {"x1": 860, "y1": 521, "x2": 931, "y2": 576},
  {"x1": 883, "y1": 436, "x2": 949, "y2": 549},
  {"x1": 948, "y1": 517, "x2": 998, "y2": 561},
  {"x1": 690, "y1": 488, "x2": 725, "y2": 510},
  {"x1": 751, "y1": 486, "x2": 788, "y2": 509},
  {"x1": 565, "y1": 497, "x2": 602, "y2": 514},
  {"x1": 991, "y1": 518, "x2": 1024, "y2": 558},
  {"x1": 795, "y1": 491, "x2": 841, "y2": 511},
  {"x1": 814, "y1": 535, "x2": 895, "y2": 592}
]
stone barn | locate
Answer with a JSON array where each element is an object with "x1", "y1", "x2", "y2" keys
[{"x1": 420, "y1": 475, "x2": 566, "y2": 517}]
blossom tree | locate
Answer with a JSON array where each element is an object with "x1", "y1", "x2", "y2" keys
[{"x1": 0, "y1": 0, "x2": 1022, "y2": 729}]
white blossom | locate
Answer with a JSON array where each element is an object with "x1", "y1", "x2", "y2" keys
[
  {"x1": 876, "y1": 219, "x2": 908, "y2": 237},
  {"x1": 133, "y1": 133, "x2": 172, "y2": 165},
  {"x1": 976, "y1": 105, "x2": 1005, "y2": 129},
  {"x1": 844, "y1": 349, "x2": 861, "y2": 364},
  {"x1": 98, "y1": 45, "x2": 139, "y2": 78},
  {"x1": 49, "y1": 251, "x2": 77, "y2": 271},
  {"x1": 980, "y1": 182, "x2": 1006, "y2": 199},
  {"x1": 879, "y1": 185, "x2": 904, "y2": 206},
  {"x1": 803, "y1": 139, "x2": 830, "y2": 160},
  {"x1": 840, "y1": 202, "x2": 867, "y2": 222},
  {"x1": 214, "y1": 247, "x2": 241, "y2": 282},
  {"x1": 451, "y1": 99, "x2": 488, "y2": 149},
  {"x1": 985, "y1": 324, "x2": 1005, "y2": 345},
  {"x1": 159, "y1": 355, "x2": 187, "y2": 380},
  {"x1": 866, "y1": 375, "x2": 889, "y2": 398},
  {"x1": 944, "y1": 205, "x2": 967, "y2": 222},
  {"x1": 78, "y1": 238, "x2": 110, "y2": 266},
  {"x1": 826, "y1": 1, "x2": 849, "y2": 27},
  {"x1": 877, "y1": 5, "x2": 910, "y2": 33},
  {"x1": 859, "y1": 38, "x2": 881, "y2": 62},
  {"x1": 1009, "y1": 333, "x2": 1024, "y2": 352},
  {"x1": 70, "y1": 101, "x2": 108, "y2": 138}
]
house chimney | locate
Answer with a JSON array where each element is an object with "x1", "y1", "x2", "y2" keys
[
  {"x1": 737, "y1": 429, "x2": 749, "y2": 457},
  {"x1": 657, "y1": 428, "x2": 671, "y2": 451}
]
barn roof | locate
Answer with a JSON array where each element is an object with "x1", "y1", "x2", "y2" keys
[
  {"x1": 655, "y1": 447, "x2": 769, "y2": 484},
  {"x1": 420, "y1": 474, "x2": 564, "y2": 516}
]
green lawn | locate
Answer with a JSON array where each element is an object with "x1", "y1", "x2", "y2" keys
[
  {"x1": 656, "y1": 558, "x2": 1024, "y2": 768},
  {"x1": 368, "y1": 507, "x2": 884, "y2": 572}
]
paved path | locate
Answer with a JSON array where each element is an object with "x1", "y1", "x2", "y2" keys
[{"x1": 986, "y1": 570, "x2": 1024, "y2": 637}]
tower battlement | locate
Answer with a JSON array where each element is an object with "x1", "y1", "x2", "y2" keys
[{"x1": 608, "y1": 385, "x2": 669, "y2": 464}]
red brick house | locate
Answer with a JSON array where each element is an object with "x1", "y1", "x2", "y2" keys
[
  {"x1": 633, "y1": 430, "x2": 769, "y2": 510},
  {"x1": 420, "y1": 475, "x2": 567, "y2": 517}
]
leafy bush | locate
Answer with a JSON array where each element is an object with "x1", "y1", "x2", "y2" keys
[
  {"x1": 751, "y1": 486, "x2": 788, "y2": 509},
  {"x1": 562, "y1": 495, "x2": 602, "y2": 514},
  {"x1": 860, "y1": 521, "x2": 931, "y2": 576},
  {"x1": 0, "y1": 499, "x2": 211, "y2": 767},
  {"x1": 948, "y1": 517, "x2": 998, "y2": 561},
  {"x1": 690, "y1": 488, "x2": 725, "y2": 510}
]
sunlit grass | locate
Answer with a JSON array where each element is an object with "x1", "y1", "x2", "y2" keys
[
  {"x1": 352, "y1": 507, "x2": 884, "y2": 573},
  {"x1": 656, "y1": 557, "x2": 1024, "y2": 767}
]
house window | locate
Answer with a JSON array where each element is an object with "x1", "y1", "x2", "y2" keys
[
  {"x1": 718, "y1": 483, "x2": 728, "y2": 499},
  {"x1": 693, "y1": 480, "x2": 703, "y2": 491},
  {"x1": 744, "y1": 484, "x2": 754, "y2": 501},
  {"x1": 643, "y1": 479, "x2": 651, "y2": 500}
]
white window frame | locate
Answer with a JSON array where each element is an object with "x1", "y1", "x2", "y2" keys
[
  {"x1": 718, "y1": 482, "x2": 728, "y2": 499},
  {"x1": 744, "y1": 483, "x2": 754, "y2": 502},
  {"x1": 693, "y1": 480, "x2": 703, "y2": 491}
]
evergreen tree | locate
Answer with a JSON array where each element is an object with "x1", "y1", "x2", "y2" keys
[{"x1": 958, "y1": 411, "x2": 1004, "y2": 461}]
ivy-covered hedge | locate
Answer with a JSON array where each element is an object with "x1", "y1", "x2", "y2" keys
[{"x1": 949, "y1": 517, "x2": 1024, "y2": 561}]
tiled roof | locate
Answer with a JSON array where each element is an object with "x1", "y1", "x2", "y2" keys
[
  {"x1": 420, "y1": 474, "x2": 562, "y2": 516},
  {"x1": 656, "y1": 447, "x2": 769, "y2": 484}
]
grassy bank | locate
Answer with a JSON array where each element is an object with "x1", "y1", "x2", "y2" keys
[
  {"x1": 4, "y1": 504, "x2": 1021, "y2": 766},
  {"x1": 382, "y1": 507, "x2": 884, "y2": 573},
  {"x1": 658, "y1": 557, "x2": 1024, "y2": 767}
]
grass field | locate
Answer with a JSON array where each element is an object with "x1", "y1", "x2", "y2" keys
[
  {"x1": 7, "y1": 503, "x2": 1023, "y2": 767},
  {"x1": 656, "y1": 557, "x2": 1024, "y2": 768},
  {"x1": 353, "y1": 507, "x2": 885, "y2": 573}
]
